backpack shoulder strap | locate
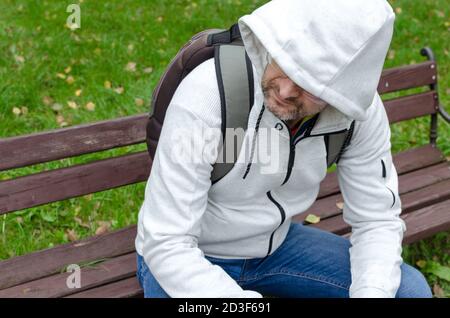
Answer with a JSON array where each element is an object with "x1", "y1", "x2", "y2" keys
[
  {"x1": 326, "y1": 120, "x2": 356, "y2": 167},
  {"x1": 209, "y1": 25, "x2": 254, "y2": 184}
]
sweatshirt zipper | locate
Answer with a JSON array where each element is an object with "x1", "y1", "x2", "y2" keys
[
  {"x1": 266, "y1": 191, "x2": 286, "y2": 256},
  {"x1": 264, "y1": 120, "x2": 314, "y2": 256},
  {"x1": 281, "y1": 116, "x2": 318, "y2": 185}
]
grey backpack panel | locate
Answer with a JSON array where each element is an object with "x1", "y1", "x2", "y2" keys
[{"x1": 211, "y1": 43, "x2": 254, "y2": 183}]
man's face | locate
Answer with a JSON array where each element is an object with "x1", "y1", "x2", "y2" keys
[{"x1": 261, "y1": 58, "x2": 328, "y2": 122}]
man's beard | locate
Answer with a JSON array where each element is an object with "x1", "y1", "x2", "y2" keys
[
  {"x1": 262, "y1": 81, "x2": 328, "y2": 121},
  {"x1": 262, "y1": 82, "x2": 307, "y2": 121}
]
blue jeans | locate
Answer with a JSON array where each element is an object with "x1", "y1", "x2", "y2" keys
[{"x1": 136, "y1": 222, "x2": 432, "y2": 298}]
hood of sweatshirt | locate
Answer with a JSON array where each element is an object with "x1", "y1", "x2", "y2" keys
[{"x1": 238, "y1": 0, "x2": 395, "y2": 121}]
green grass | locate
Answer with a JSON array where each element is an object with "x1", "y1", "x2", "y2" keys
[{"x1": 0, "y1": 0, "x2": 449, "y2": 297}]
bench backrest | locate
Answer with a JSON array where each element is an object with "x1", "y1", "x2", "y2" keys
[{"x1": 0, "y1": 50, "x2": 440, "y2": 216}]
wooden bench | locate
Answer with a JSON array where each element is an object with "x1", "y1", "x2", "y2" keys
[{"x1": 0, "y1": 47, "x2": 448, "y2": 298}]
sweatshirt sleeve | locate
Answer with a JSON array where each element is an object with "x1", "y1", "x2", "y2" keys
[
  {"x1": 336, "y1": 93, "x2": 406, "y2": 298},
  {"x1": 139, "y1": 100, "x2": 262, "y2": 298}
]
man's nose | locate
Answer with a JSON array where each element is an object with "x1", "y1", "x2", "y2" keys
[{"x1": 278, "y1": 78, "x2": 299, "y2": 100}]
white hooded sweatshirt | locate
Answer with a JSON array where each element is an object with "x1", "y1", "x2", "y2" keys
[{"x1": 135, "y1": 0, "x2": 406, "y2": 298}]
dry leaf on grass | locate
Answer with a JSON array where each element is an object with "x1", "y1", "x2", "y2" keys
[
  {"x1": 67, "y1": 101, "x2": 78, "y2": 109},
  {"x1": 143, "y1": 67, "x2": 153, "y2": 74},
  {"x1": 12, "y1": 107, "x2": 21, "y2": 116},
  {"x1": 66, "y1": 76, "x2": 75, "y2": 85},
  {"x1": 43, "y1": 96, "x2": 54, "y2": 106},
  {"x1": 125, "y1": 62, "x2": 137, "y2": 72},
  {"x1": 114, "y1": 86, "x2": 124, "y2": 94},
  {"x1": 52, "y1": 103, "x2": 63, "y2": 112},
  {"x1": 67, "y1": 229, "x2": 78, "y2": 242},
  {"x1": 74, "y1": 216, "x2": 90, "y2": 229},
  {"x1": 104, "y1": 81, "x2": 112, "y2": 89},
  {"x1": 85, "y1": 102, "x2": 96, "y2": 111},
  {"x1": 135, "y1": 98, "x2": 145, "y2": 107},
  {"x1": 433, "y1": 284, "x2": 445, "y2": 298},
  {"x1": 95, "y1": 221, "x2": 111, "y2": 236}
]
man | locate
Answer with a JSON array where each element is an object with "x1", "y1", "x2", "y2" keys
[{"x1": 135, "y1": 0, "x2": 432, "y2": 298}]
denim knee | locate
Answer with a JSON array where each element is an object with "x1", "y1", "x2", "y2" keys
[{"x1": 396, "y1": 263, "x2": 432, "y2": 298}]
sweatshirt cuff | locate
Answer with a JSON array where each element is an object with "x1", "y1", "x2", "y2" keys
[{"x1": 350, "y1": 287, "x2": 391, "y2": 298}]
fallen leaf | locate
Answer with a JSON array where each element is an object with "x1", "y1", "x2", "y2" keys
[
  {"x1": 64, "y1": 66, "x2": 72, "y2": 74},
  {"x1": 75, "y1": 89, "x2": 82, "y2": 97},
  {"x1": 95, "y1": 221, "x2": 111, "y2": 235},
  {"x1": 125, "y1": 62, "x2": 137, "y2": 72},
  {"x1": 56, "y1": 114, "x2": 65, "y2": 124},
  {"x1": 66, "y1": 76, "x2": 75, "y2": 85},
  {"x1": 104, "y1": 80, "x2": 112, "y2": 89},
  {"x1": 395, "y1": 7, "x2": 402, "y2": 14},
  {"x1": 135, "y1": 98, "x2": 145, "y2": 107},
  {"x1": 127, "y1": 43, "x2": 134, "y2": 53},
  {"x1": 15, "y1": 55, "x2": 25, "y2": 63},
  {"x1": 56, "y1": 73, "x2": 66, "y2": 80},
  {"x1": 416, "y1": 260, "x2": 427, "y2": 268},
  {"x1": 67, "y1": 101, "x2": 78, "y2": 109},
  {"x1": 66, "y1": 229, "x2": 78, "y2": 242},
  {"x1": 42, "y1": 96, "x2": 54, "y2": 106},
  {"x1": 388, "y1": 50, "x2": 395, "y2": 60},
  {"x1": 304, "y1": 214, "x2": 321, "y2": 224},
  {"x1": 114, "y1": 86, "x2": 124, "y2": 94},
  {"x1": 85, "y1": 102, "x2": 96, "y2": 111},
  {"x1": 51, "y1": 103, "x2": 63, "y2": 112},
  {"x1": 12, "y1": 107, "x2": 22, "y2": 116},
  {"x1": 143, "y1": 67, "x2": 153, "y2": 74},
  {"x1": 433, "y1": 284, "x2": 445, "y2": 298},
  {"x1": 20, "y1": 106, "x2": 28, "y2": 115},
  {"x1": 74, "y1": 216, "x2": 90, "y2": 229},
  {"x1": 336, "y1": 201, "x2": 344, "y2": 210}
]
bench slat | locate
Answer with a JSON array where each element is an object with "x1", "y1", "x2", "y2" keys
[
  {"x1": 0, "y1": 253, "x2": 137, "y2": 298},
  {"x1": 378, "y1": 61, "x2": 437, "y2": 94},
  {"x1": 295, "y1": 176, "x2": 450, "y2": 225},
  {"x1": 0, "y1": 226, "x2": 136, "y2": 290},
  {"x1": 318, "y1": 144, "x2": 445, "y2": 198},
  {"x1": 0, "y1": 152, "x2": 152, "y2": 215},
  {"x1": 384, "y1": 91, "x2": 438, "y2": 124},
  {"x1": 0, "y1": 114, "x2": 148, "y2": 171},
  {"x1": 308, "y1": 199, "x2": 450, "y2": 245},
  {"x1": 65, "y1": 276, "x2": 142, "y2": 298}
]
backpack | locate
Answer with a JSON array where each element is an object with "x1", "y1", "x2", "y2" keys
[{"x1": 146, "y1": 23, "x2": 355, "y2": 183}]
